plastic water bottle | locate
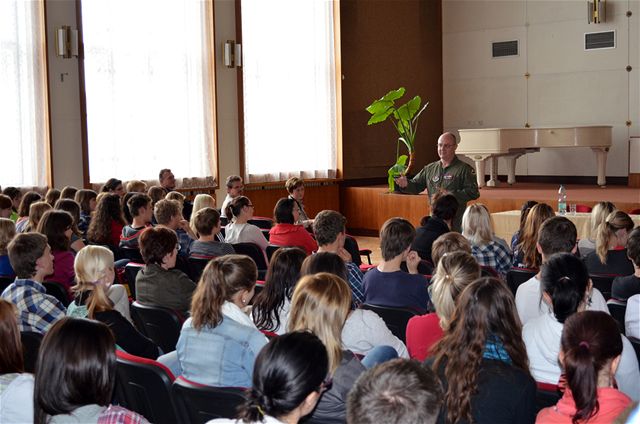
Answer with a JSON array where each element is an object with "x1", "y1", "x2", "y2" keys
[{"x1": 558, "y1": 185, "x2": 567, "y2": 215}]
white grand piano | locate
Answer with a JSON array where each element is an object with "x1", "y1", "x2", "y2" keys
[{"x1": 457, "y1": 126, "x2": 612, "y2": 188}]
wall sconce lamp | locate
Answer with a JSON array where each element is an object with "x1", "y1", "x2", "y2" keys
[
  {"x1": 588, "y1": 0, "x2": 606, "y2": 23},
  {"x1": 56, "y1": 26, "x2": 79, "y2": 58},
  {"x1": 224, "y1": 40, "x2": 242, "y2": 68}
]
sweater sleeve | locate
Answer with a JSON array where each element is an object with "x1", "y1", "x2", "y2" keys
[{"x1": 361, "y1": 310, "x2": 409, "y2": 358}]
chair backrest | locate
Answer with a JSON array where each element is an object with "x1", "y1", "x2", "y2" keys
[
  {"x1": 130, "y1": 301, "x2": 183, "y2": 354},
  {"x1": 361, "y1": 304, "x2": 417, "y2": 343},
  {"x1": 124, "y1": 262, "x2": 145, "y2": 299},
  {"x1": 231, "y1": 243, "x2": 268, "y2": 270},
  {"x1": 534, "y1": 382, "x2": 561, "y2": 412},
  {"x1": 480, "y1": 266, "x2": 501, "y2": 279},
  {"x1": 265, "y1": 245, "x2": 282, "y2": 262},
  {"x1": 575, "y1": 204, "x2": 592, "y2": 213},
  {"x1": 172, "y1": 376, "x2": 247, "y2": 424},
  {"x1": 589, "y1": 274, "x2": 616, "y2": 300},
  {"x1": 43, "y1": 281, "x2": 70, "y2": 306},
  {"x1": 629, "y1": 208, "x2": 640, "y2": 215},
  {"x1": 400, "y1": 260, "x2": 433, "y2": 276},
  {"x1": 121, "y1": 246, "x2": 144, "y2": 262},
  {"x1": 187, "y1": 257, "x2": 212, "y2": 282},
  {"x1": 506, "y1": 267, "x2": 537, "y2": 295},
  {"x1": 248, "y1": 217, "x2": 273, "y2": 230},
  {"x1": 0, "y1": 276, "x2": 14, "y2": 294},
  {"x1": 607, "y1": 299, "x2": 626, "y2": 334},
  {"x1": 114, "y1": 350, "x2": 178, "y2": 424},
  {"x1": 343, "y1": 236, "x2": 362, "y2": 266},
  {"x1": 20, "y1": 331, "x2": 43, "y2": 373}
]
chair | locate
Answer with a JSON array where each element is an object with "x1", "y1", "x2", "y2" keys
[
  {"x1": 43, "y1": 281, "x2": 70, "y2": 306},
  {"x1": 629, "y1": 208, "x2": 640, "y2": 215},
  {"x1": 232, "y1": 242, "x2": 268, "y2": 280},
  {"x1": 361, "y1": 304, "x2": 417, "y2": 343},
  {"x1": 607, "y1": 299, "x2": 626, "y2": 334},
  {"x1": 345, "y1": 235, "x2": 374, "y2": 266},
  {"x1": 400, "y1": 260, "x2": 433, "y2": 275},
  {"x1": 0, "y1": 276, "x2": 14, "y2": 293},
  {"x1": 121, "y1": 246, "x2": 144, "y2": 262},
  {"x1": 20, "y1": 331, "x2": 43, "y2": 373},
  {"x1": 114, "y1": 350, "x2": 179, "y2": 424},
  {"x1": 131, "y1": 301, "x2": 184, "y2": 354},
  {"x1": 506, "y1": 267, "x2": 537, "y2": 295},
  {"x1": 266, "y1": 244, "x2": 282, "y2": 262},
  {"x1": 123, "y1": 262, "x2": 145, "y2": 298},
  {"x1": 187, "y1": 256, "x2": 212, "y2": 281},
  {"x1": 248, "y1": 217, "x2": 273, "y2": 230},
  {"x1": 590, "y1": 274, "x2": 616, "y2": 300},
  {"x1": 172, "y1": 376, "x2": 247, "y2": 424},
  {"x1": 575, "y1": 204, "x2": 592, "y2": 213},
  {"x1": 480, "y1": 266, "x2": 501, "y2": 279},
  {"x1": 343, "y1": 235, "x2": 363, "y2": 266},
  {"x1": 535, "y1": 382, "x2": 561, "y2": 412}
]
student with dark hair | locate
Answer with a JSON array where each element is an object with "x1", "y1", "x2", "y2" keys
[
  {"x1": 612, "y1": 227, "x2": 640, "y2": 301},
  {"x1": 513, "y1": 203, "x2": 554, "y2": 268},
  {"x1": 536, "y1": 311, "x2": 632, "y2": 424},
  {"x1": 121, "y1": 191, "x2": 137, "y2": 224},
  {"x1": 511, "y1": 200, "x2": 538, "y2": 252},
  {"x1": 2, "y1": 187, "x2": 22, "y2": 222},
  {"x1": 0, "y1": 218, "x2": 16, "y2": 277},
  {"x1": 212, "y1": 331, "x2": 329, "y2": 424},
  {"x1": 251, "y1": 247, "x2": 306, "y2": 335},
  {"x1": 347, "y1": 359, "x2": 443, "y2": 424},
  {"x1": 87, "y1": 193, "x2": 127, "y2": 247},
  {"x1": 411, "y1": 193, "x2": 458, "y2": 263},
  {"x1": 44, "y1": 188, "x2": 61, "y2": 207},
  {"x1": 74, "y1": 189, "x2": 97, "y2": 236},
  {"x1": 523, "y1": 253, "x2": 639, "y2": 400},
  {"x1": 301, "y1": 251, "x2": 349, "y2": 280},
  {"x1": 37, "y1": 210, "x2": 76, "y2": 293},
  {"x1": 269, "y1": 197, "x2": 317, "y2": 255},
  {"x1": 154, "y1": 198, "x2": 196, "y2": 255},
  {"x1": 584, "y1": 210, "x2": 635, "y2": 275},
  {"x1": 33, "y1": 318, "x2": 148, "y2": 424},
  {"x1": 220, "y1": 175, "x2": 244, "y2": 219},
  {"x1": 59, "y1": 185, "x2": 78, "y2": 200},
  {"x1": 1, "y1": 233, "x2": 66, "y2": 333},
  {"x1": 15, "y1": 191, "x2": 42, "y2": 232},
  {"x1": 0, "y1": 194, "x2": 13, "y2": 219},
  {"x1": 54, "y1": 198, "x2": 86, "y2": 252},
  {"x1": 100, "y1": 177, "x2": 125, "y2": 197},
  {"x1": 224, "y1": 195, "x2": 269, "y2": 258},
  {"x1": 23, "y1": 201, "x2": 51, "y2": 233},
  {"x1": 188, "y1": 207, "x2": 234, "y2": 258},
  {"x1": 119, "y1": 193, "x2": 153, "y2": 250},
  {"x1": 430, "y1": 277, "x2": 536, "y2": 424},
  {"x1": 136, "y1": 226, "x2": 195, "y2": 315}
]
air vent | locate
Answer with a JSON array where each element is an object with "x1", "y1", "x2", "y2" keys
[
  {"x1": 585, "y1": 30, "x2": 615, "y2": 50},
  {"x1": 492, "y1": 40, "x2": 518, "y2": 58}
]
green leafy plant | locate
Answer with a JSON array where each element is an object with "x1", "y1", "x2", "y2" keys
[{"x1": 365, "y1": 87, "x2": 428, "y2": 192}]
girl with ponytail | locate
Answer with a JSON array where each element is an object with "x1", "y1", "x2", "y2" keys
[
  {"x1": 224, "y1": 196, "x2": 270, "y2": 258},
  {"x1": 536, "y1": 311, "x2": 631, "y2": 423},
  {"x1": 177, "y1": 254, "x2": 267, "y2": 387},
  {"x1": 585, "y1": 210, "x2": 634, "y2": 275}
]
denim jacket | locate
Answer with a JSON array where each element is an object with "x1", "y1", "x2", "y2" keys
[{"x1": 176, "y1": 315, "x2": 267, "y2": 387}]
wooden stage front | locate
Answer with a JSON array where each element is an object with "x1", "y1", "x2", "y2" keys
[{"x1": 341, "y1": 183, "x2": 640, "y2": 235}]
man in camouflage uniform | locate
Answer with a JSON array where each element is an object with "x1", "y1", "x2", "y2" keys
[{"x1": 394, "y1": 132, "x2": 480, "y2": 232}]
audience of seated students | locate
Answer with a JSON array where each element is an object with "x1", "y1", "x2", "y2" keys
[
  {"x1": 510, "y1": 200, "x2": 538, "y2": 252},
  {"x1": 288, "y1": 272, "x2": 397, "y2": 423},
  {"x1": 100, "y1": 177, "x2": 125, "y2": 197},
  {"x1": 126, "y1": 179, "x2": 147, "y2": 193},
  {"x1": 462, "y1": 203, "x2": 512, "y2": 278},
  {"x1": 59, "y1": 185, "x2": 77, "y2": 200},
  {"x1": 626, "y1": 294, "x2": 640, "y2": 339},
  {"x1": 44, "y1": 188, "x2": 60, "y2": 207},
  {"x1": 313, "y1": 210, "x2": 365, "y2": 306},
  {"x1": 14, "y1": 191, "x2": 42, "y2": 232},
  {"x1": 23, "y1": 201, "x2": 51, "y2": 233},
  {"x1": 54, "y1": 198, "x2": 86, "y2": 252},
  {"x1": 362, "y1": 218, "x2": 430, "y2": 314},
  {"x1": 0, "y1": 299, "x2": 34, "y2": 423},
  {"x1": 224, "y1": 196, "x2": 270, "y2": 255},
  {"x1": 412, "y1": 193, "x2": 458, "y2": 263},
  {"x1": 211, "y1": 332, "x2": 329, "y2": 424},
  {"x1": 347, "y1": 359, "x2": 444, "y2": 424},
  {"x1": 154, "y1": 198, "x2": 195, "y2": 255},
  {"x1": 522, "y1": 253, "x2": 639, "y2": 400},
  {"x1": 136, "y1": 226, "x2": 195, "y2": 316},
  {"x1": 513, "y1": 203, "x2": 554, "y2": 269},
  {"x1": 429, "y1": 277, "x2": 537, "y2": 424},
  {"x1": 0, "y1": 219, "x2": 16, "y2": 277},
  {"x1": 37, "y1": 210, "x2": 75, "y2": 293},
  {"x1": 251, "y1": 247, "x2": 306, "y2": 335},
  {"x1": 188, "y1": 207, "x2": 234, "y2": 258},
  {"x1": 536, "y1": 311, "x2": 632, "y2": 424},
  {"x1": 285, "y1": 176, "x2": 313, "y2": 227},
  {"x1": 119, "y1": 193, "x2": 153, "y2": 250},
  {"x1": 87, "y1": 193, "x2": 127, "y2": 247},
  {"x1": 430, "y1": 231, "x2": 473, "y2": 268},
  {"x1": 578, "y1": 201, "x2": 615, "y2": 256},
  {"x1": 2, "y1": 187, "x2": 22, "y2": 222},
  {"x1": 121, "y1": 191, "x2": 137, "y2": 224},
  {"x1": 406, "y1": 251, "x2": 480, "y2": 361},
  {"x1": 515, "y1": 217, "x2": 608, "y2": 326},
  {"x1": 0, "y1": 233, "x2": 66, "y2": 333},
  {"x1": 0, "y1": 194, "x2": 13, "y2": 219},
  {"x1": 67, "y1": 246, "x2": 159, "y2": 359},
  {"x1": 74, "y1": 188, "x2": 97, "y2": 236},
  {"x1": 34, "y1": 317, "x2": 149, "y2": 424},
  {"x1": 584, "y1": 210, "x2": 635, "y2": 275},
  {"x1": 612, "y1": 227, "x2": 640, "y2": 301},
  {"x1": 220, "y1": 175, "x2": 244, "y2": 219},
  {"x1": 178, "y1": 255, "x2": 267, "y2": 386},
  {"x1": 269, "y1": 198, "x2": 318, "y2": 255}
]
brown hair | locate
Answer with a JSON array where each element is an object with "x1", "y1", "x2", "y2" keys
[
  {"x1": 37, "y1": 210, "x2": 73, "y2": 252},
  {"x1": 516, "y1": 203, "x2": 554, "y2": 269},
  {"x1": 379, "y1": 217, "x2": 415, "y2": 261},
  {"x1": 225, "y1": 195, "x2": 252, "y2": 221},
  {"x1": 0, "y1": 299, "x2": 23, "y2": 373},
  {"x1": 0, "y1": 218, "x2": 16, "y2": 255},
  {"x1": 0, "y1": 194, "x2": 13, "y2": 210},
  {"x1": 165, "y1": 191, "x2": 185, "y2": 203},
  {"x1": 154, "y1": 199, "x2": 182, "y2": 226},
  {"x1": 74, "y1": 189, "x2": 98, "y2": 214},
  {"x1": 18, "y1": 191, "x2": 42, "y2": 218},
  {"x1": 431, "y1": 232, "x2": 472, "y2": 267},
  {"x1": 87, "y1": 194, "x2": 126, "y2": 245},
  {"x1": 595, "y1": 210, "x2": 634, "y2": 264},
  {"x1": 8, "y1": 232, "x2": 48, "y2": 279},
  {"x1": 44, "y1": 188, "x2": 61, "y2": 207},
  {"x1": 126, "y1": 180, "x2": 147, "y2": 193},
  {"x1": 147, "y1": 185, "x2": 166, "y2": 204},
  {"x1": 139, "y1": 226, "x2": 178, "y2": 265},
  {"x1": 285, "y1": 177, "x2": 304, "y2": 194},
  {"x1": 54, "y1": 199, "x2": 82, "y2": 237},
  {"x1": 60, "y1": 186, "x2": 78, "y2": 200},
  {"x1": 26, "y1": 201, "x2": 52, "y2": 233},
  {"x1": 191, "y1": 207, "x2": 220, "y2": 237},
  {"x1": 313, "y1": 210, "x2": 346, "y2": 246}
]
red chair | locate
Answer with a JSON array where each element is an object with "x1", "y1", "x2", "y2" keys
[
  {"x1": 535, "y1": 381, "x2": 561, "y2": 412},
  {"x1": 575, "y1": 204, "x2": 592, "y2": 213},
  {"x1": 629, "y1": 208, "x2": 640, "y2": 215}
]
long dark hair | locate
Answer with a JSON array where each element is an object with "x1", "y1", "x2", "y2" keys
[
  {"x1": 37, "y1": 210, "x2": 73, "y2": 251},
  {"x1": 225, "y1": 195, "x2": 251, "y2": 221},
  {"x1": 300, "y1": 251, "x2": 348, "y2": 281},
  {"x1": 252, "y1": 247, "x2": 306, "y2": 332},
  {"x1": 87, "y1": 194, "x2": 126, "y2": 244},
  {"x1": 0, "y1": 299, "x2": 23, "y2": 373},
  {"x1": 516, "y1": 203, "x2": 554, "y2": 268},
  {"x1": 273, "y1": 197, "x2": 295, "y2": 224},
  {"x1": 34, "y1": 317, "x2": 116, "y2": 424},
  {"x1": 431, "y1": 277, "x2": 530, "y2": 424},
  {"x1": 54, "y1": 198, "x2": 82, "y2": 237},
  {"x1": 540, "y1": 252, "x2": 590, "y2": 323},
  {"x1": 237, "y1": 331, "x2": 328, "y2": 422},
  {"x1": 17, "y1": 191, "x2": 42, "y2": 217},
  {"x1": 101, "y1": 178, "x2": 122, "y2": 193}
]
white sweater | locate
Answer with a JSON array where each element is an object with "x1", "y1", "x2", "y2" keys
[{"x1": 341, "y1": 309, "x2": 409, "y2": 358}]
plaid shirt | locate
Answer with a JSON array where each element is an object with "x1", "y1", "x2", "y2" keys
[
  {"x1": 471, "y1": 240, "x2": 512, "y2": 279},
  {"x1": 98, "y1": 405, "x2": 150, "y2": 424},
  {"x1": 0, "y1": 279, "x2": 66, "y2": 333},
  {"x1": 346, "y1": 261, "x2": 366, "y2": 306}
]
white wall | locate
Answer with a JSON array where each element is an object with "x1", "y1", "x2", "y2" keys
[{"x1": 443, "y1": 0, "x2": 639, "y2": 178}]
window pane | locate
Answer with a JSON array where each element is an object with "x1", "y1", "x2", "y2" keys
[{"x1": 81, "y1": 0, "x2": 217, "y2": 186}]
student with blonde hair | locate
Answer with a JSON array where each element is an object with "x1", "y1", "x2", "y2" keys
[
  {"x1": 578, "y1": 201, "x2": 615, "y2": 255},
  {"x1": 584, "y1": 210, "x2": 635, "y2": 275},
  {"x1": 126, "y1": 180, "x2": 147, "y2": 193},
  {"x1": 462, "y1": 203, "x2": 511, "y2": 278},
  {"x1": 0, "y1": 218, "x2": 16, "y2": 277}
]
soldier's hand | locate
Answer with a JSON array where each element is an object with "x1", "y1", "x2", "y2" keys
[{"x1": 394, "y1": 176, "x2": 408, "y2": 188}]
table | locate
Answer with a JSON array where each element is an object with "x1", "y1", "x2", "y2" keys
[{"x1": 491, "y1": 211, "x2": 640, "y2": 242}]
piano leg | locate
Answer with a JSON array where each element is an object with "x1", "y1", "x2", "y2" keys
[
  {"x1": 504, "y1": 153, "x2": 524, "y2": 185},
  {"x1": 591, "y1": 147, "x2": 609, "y2": 187},
  {"x1": 487, "y1": 157, "x2": 499, "y2": 187},
  {"x1": 472, "y1": 157, "x2": 487, "y2": 188}
]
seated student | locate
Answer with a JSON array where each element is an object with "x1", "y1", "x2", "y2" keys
[
  {"x1": 14, "y1": 191, "x2": 42, "y2": 233},
  {"x1": 612, "y1": 227, "x2": 640, "y2": 301},
  {"x1": 100, "y1": 177, "x2": 125, "y2": 197},
  {"x1": 515, "y1": 217, "x2": 608, "y2": 326},
  {"x1": 189, "y1": 193, "x2": 221, "y2": 240},
  {"x1": 411, "y1": 193, "x2": 458, "y2": 263},
  {"x1": 429, "y1": 278, "x2": 537, "y2": 424},
  {"x1": 154, "y1": 199, "x2": 196, "y2": 256},
  {"x1": 177, "y1": 255, "x2": 267, "y2": 387},
  {"x1": 23, "y1": 201, "x2": 51, "y2": 233},
  {"x1": 0, "y1": 233, "x2": 66, "y2": 333},
  {"x1": 347, "y1": 359, "x2": 443, "y2": 424},
  {"x1": 121, "y1": 191, "x2": 137, "y2": 225},
  {"x1": 523, "y1": 253, "x2": 639, "y2": 400},
  {"x1": 37, "y1": 210, "x2": 76, "y2": 294},
  {"x1": 188, "y1": 207, "x2": 234, "y2": 258},
  {"x1": 510, "y1": 200, "x2": 538, "y2": 252},
  {"x1": 269, "y1": 197, "x2": 317, "y2": 255},
  {"x1": 626, "y1": 294, "x2": 640, "y2": 339},
  {"x1": 34, "y1": 318, "x2": 149, "y2": 423},
  {"x1": 513, "y1": 203, "x2": 554, "y2": 269},
  {"x1": 224, "y1": 196, "x2": 269, "y2": 256},
  {"x1": 406, "y1": 251, "x2": 480, "y2": 361},
  {"x1": 0, "y1": 194, "x2": 14, "y2": 219},
  {"x1": 220, "y1": 175, "x2": 244, "y2": 219},
  {"x1": 87, "y1": 193, "x2": 127, "y2": 247},
  {"x1": 74, "y1": 188, "x2": 97, "y2": 237},
  {"x1": 119, "y1": 193, "x2": 153, "y2": 250},
  {"x1": 536, "y1": 311, "x2": 632, "y2": 424},
  {"x1": 584, "y1": 210, "x2": 635, "y2": 275},
  {"x1": 53, "y1": 198, "x2": 86, "y2": 253},
  {"x1": 313, "y1": 210, "x2": 365, "y2": 306},
  {"x1": 67, "y1": 246, "x2": 159, "y2": 359},
  {"x1": 430, "y1": 231, "x2": 472, "y2": 268},
  {"x1": 126, "y1": 179, "x2": 147, "y2": 193},
  {"x1": 147, "y1": 185, "x2": 165, "y2": 207},
  {"x1": 363, "y1": 218, "x2": 430, "y2": 314},
  {"x1": 0, "y1": 218, "x2": 16, "y2": 277},
  {"x1": 2, "y1": 187, "x2": 22, "y2": 222},
  {"x1": 285, "y1": 176, "x2": 313, "y2": 227},
  {"x1": 59, "y1": 186, "x2": 77, "y2": 200},
  {"x1": 136, "y1": 227, "x2": 195, "y2": 315},
  {"x1": 44, "y1": 188, "x2": 60, "y2": 207},
  {"x1": 577, "y1": 201, "x2": 615, "y2": 256}
]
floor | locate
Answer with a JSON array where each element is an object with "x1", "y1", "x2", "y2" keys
[{"x1": 353, "y1": 235, "x2": 382, "y2": 265}]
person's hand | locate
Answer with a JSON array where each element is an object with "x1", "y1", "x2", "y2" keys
[
  {"x1": 394, "y1": 175, "x2": 408, "y2": 188},
  {"x1": 178, "y1": 219, "x2": 196, "y2": 239},
  {"x1": 337, "y1": 247, "x2": 353, "y2": 263},
  {"x1": 406, "y1": 250, "x2": 421, "y2": 274}
]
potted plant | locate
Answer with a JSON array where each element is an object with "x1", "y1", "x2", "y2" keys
[{"x1": 365, "y1": 87, "x2": 428, "y2": 192}]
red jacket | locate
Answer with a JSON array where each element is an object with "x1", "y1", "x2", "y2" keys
[
  {"x1": 536, "y1": 387, "x2": 631, "y2": 424},
  {"x1": 268, "y1": 223, "x2": 317, "y2": 255},
  {"x1": 405, "y1": 312, "x2": 444, "y2": 361}
]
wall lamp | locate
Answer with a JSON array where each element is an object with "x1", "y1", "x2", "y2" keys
[
  {"x1": 224, "y1": 40, "x2": 242, "y2": 68},
  {"x1": 588, "y1": 0, "x2": 606, "y2": 23},
  {"x1": 56, "y1": 26, "x2": 79, "y2": 58}
]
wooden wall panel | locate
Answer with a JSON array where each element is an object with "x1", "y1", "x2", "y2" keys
[{"x1": 244, "y1": 183, "x2": 340, "y2": 220}]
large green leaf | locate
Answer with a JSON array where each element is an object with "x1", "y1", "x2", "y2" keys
[
  {"x1": 381, "y1": 87, "x2": 405, "y2": 102},
  {"x1": 367, "y1": 108, "x2": 395, "y2": 125},
  {"x1": 365, "y1": 99, "x2": 393, "y2": 115},
  {"x1": 396, "y1": 96, "x2": 421, "y2": 121}
]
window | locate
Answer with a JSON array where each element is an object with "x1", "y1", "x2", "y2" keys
[
  {"x1": 0, "y1": 0, "x2": 50, "y2": 188},
  {"x1": 80, "y1": 0, "x2": 217, "y2": 187},
  {"x1": 240, "y1": 0, "x2": 339, "y2": 183}
]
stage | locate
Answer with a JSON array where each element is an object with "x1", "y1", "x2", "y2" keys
[{"x1": 342, "y1": 183, "x2": 640, "y2": 235}]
